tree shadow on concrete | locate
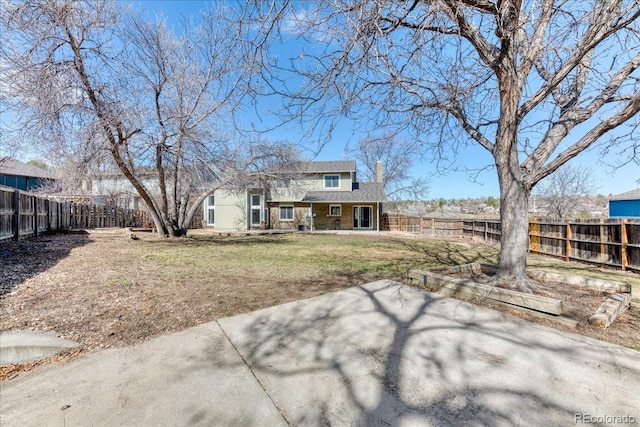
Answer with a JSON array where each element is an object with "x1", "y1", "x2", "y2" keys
[
  {"x1": 217, "y1": 281, "x2": 640, "y2": 425},
  {"x1": 0, "y1": 231, "x2": 90, "y2": 297}
]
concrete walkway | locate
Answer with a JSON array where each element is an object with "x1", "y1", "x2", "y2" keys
[
  {"x1": 0, "y1": 330, "x2": 81, "y2": 365},
  {"x1": 2, "y1": 280, "x2": 639, "y2": 426}
]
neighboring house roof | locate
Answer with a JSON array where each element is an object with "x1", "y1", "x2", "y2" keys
[
  {"x1": 302, "y1": 182, "x2": 386, "y2": 203},
  {"x1": 609, "y1": 188, "x2": 640, "y2": 201},
  {"x1": 298, "y1": 160, "x2": 356, "y2": 174},
  {"x1": 0, "y1": 158, "x2": 56, "y2": 180}
]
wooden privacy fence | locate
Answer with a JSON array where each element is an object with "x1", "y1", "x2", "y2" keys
[
  {"x1": 526, "y1": 218, "x2": 640, "y2": 273},
  {"x1": 385, "y1": 215, "x2": 468, "y2": 237},
  {"x1": 0, "y1": 186, "x2": 151, "y2": 241},
  {"x1": 386, "y1": 214, "x2": 640, "y2": 272}
]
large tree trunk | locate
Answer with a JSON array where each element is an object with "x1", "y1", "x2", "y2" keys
[
  {"x1": 491, "y1": 26, "x2": 536, "y2": 293},
  {"x1": 494, "y1": 163, "x2": 534, "y2": 293}
]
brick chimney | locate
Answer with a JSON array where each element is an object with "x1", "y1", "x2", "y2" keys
[{"x1": 375, "y1": 161, "x2": 383, "y2": 183}]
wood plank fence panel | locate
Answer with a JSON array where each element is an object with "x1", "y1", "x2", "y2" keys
[
  {"x1": 387, "y1": 213, "x2": 640, "y2": 272},
  {"x1": 37, "y1": 197, "x2": 48, "y2": 235},
  {"x1": 18, "y1": 192, "x2": 34, "y2": 237},
  {"x1": 0, "y1": 187, "x2": 15, "y2": 240},
  {"x1": 626, "y1": 221, "x2": 640, "y2": 271}
]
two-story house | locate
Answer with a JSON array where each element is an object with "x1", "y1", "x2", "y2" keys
[{"x1": 203, "y1": 160, "x2": 386, "y2": 231}]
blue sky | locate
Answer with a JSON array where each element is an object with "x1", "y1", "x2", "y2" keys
[
  {"x1": 4, "y1": 1, "x2": 637, "y2": 199},
  {"x1": 128, "y1": 0, "x2": 638, "y2": 199}
]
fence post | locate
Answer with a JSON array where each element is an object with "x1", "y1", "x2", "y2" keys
[
  {"x1": 13, "y1": 189, "x2": 20, "y2": 241},
  {"x1": 565, "y1": 220, "x2": 572, "y2": 262},
  {"x1": 599, "y1": 218, "x2": 606, "y2": 267},
  {"x1": 529, "y1": 218, "x2": 537, "y2": 252},
  {"x1": 45, "y1": 199, "x2": 51, "y2": 232},
  {"x1": 33, "y1": 195, "x2": 38, "y2": 238},
  {"x1": 621, "y1": 218, "x2": 628, "y2": 272}
]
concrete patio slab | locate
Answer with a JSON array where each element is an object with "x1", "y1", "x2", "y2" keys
[
  {"x1": 2, "y1": 280, "x2": 638, "y2": 426},
  {"x1": 0, "y1": 322, "x2": 287, "y2": 427},
  {"x1": 219, "y1": 280, "x2": 640, "y2": 426}
]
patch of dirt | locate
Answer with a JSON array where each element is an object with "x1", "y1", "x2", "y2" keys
[{"x1": 425, "y1": 267, "x2": 640, "y2": 349}]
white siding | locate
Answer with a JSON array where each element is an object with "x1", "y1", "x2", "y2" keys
[
  {"x1": 210, "y1": 190, "x2": 247, "y2": 231},
  {"x1": 269, "y1": 172, "x2": 352, "y2": 201}
]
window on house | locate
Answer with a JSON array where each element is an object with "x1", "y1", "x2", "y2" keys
[
  {"x1": 251, "y1": 194, "x2": 261, "y2": 226},
  {"x1": 279, "y1": 205, "x2": 294, "y2": 221},
  {"x1": 17, "y1": 176, "x2": 27, "y2": 190},
  {"x1": 329, "y1": 204, "x2": 341, "y2": 216},
  {"x1": 27, "y1": 178, "x2": 39, "y2": 190},
  {"x1": 207, "y1": 195, "x2": 215, "y2": 225},
  {"x1": 324, "y1": 174, "x2": 340, "y2": 189}
]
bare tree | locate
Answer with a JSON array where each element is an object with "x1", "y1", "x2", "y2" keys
[
  {"x1": 347, "y1": 133, "x2": 430, "y2": 200},
  {"x1": 534, "y1": 164, "x2": 598, "y2": 219},
  {"x1": 0, "y1": 125, "x2": 18, "y2": 167},
  {"x1": 1, "y1": 0, "x2": 298, "y2": 236},
  {"x1": 247, "y1": 0, "x2": 640, "y2": 291}
]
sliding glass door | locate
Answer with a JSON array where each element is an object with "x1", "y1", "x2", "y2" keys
[{"x1": 353, "y1": 206, "x2": 373, "y2": 229}]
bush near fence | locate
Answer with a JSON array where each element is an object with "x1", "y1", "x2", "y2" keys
[
  {"x1": 0, "y1": 186, "x2": 153, "y2": 241},
  {"x1": 385, "y1": 213, "x2": 640, "y2": 272}
]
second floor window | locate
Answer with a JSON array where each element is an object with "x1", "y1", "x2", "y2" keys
[{"x1": 324, "y1": 174, "x2": 340, "y2": 189}]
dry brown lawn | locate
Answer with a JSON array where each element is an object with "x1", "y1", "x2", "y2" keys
[{"x1": 1, "y1": 229, "x2": 638, "y2": 379}]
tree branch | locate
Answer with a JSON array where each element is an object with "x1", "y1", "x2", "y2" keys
[
  {"x1": 531, "y1": 93, "x2": 640, "y2": 184},
  {"x1": 441, "y1": 1, "x2": 500, "y2": 67},
  {"x1": 520, "y1": 2, "x2": 640, "y2": 118},
  {"x1": 446, "y1": 106, "x2": 495, "y2": 153},
  {"x1": 516, "y1": 0, "x2": 553, "y2": 91},
  {"x1": 523, "y1": 52, "x2": 640, "y2": 175}
]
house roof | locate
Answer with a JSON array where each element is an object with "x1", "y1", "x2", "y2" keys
[
  {"x1": 609, "y1": 188, "x2": 640, "y2": 201},
  {"x1": 302, "y1": 182, "x2": 386, "y2": 203},
  {"x1": 0, "y1": 158, "x2": 56, "y2": 180},
  {"x1": 297, "y1": 160, "x2": 356, "y2": 174}
]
